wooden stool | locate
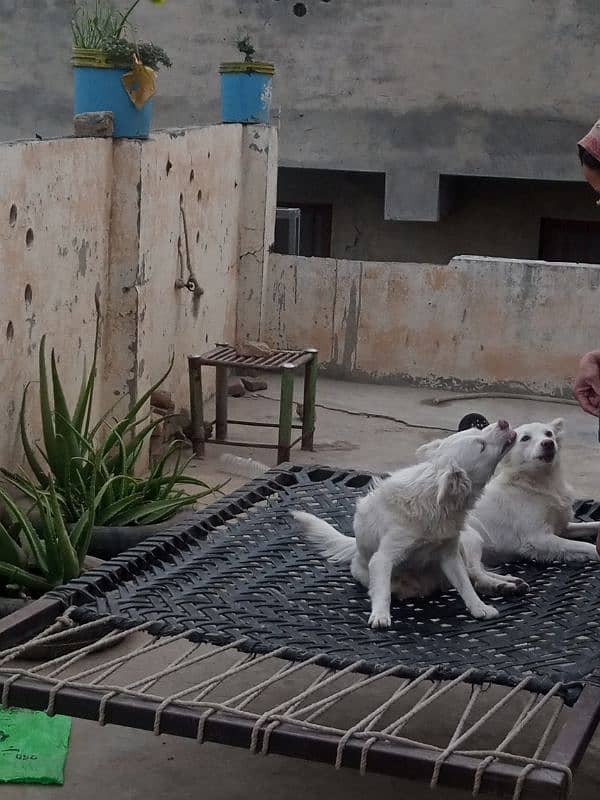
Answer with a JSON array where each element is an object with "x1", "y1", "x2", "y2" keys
[{"x1": 188, "y1": 345, "x2": 318, "y2": 464}]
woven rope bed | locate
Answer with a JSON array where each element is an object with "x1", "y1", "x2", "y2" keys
[{"x1": 1, "y1": 464, "x2": 600, "y2": 800}]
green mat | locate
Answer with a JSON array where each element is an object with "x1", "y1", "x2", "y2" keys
[{"x1": 0, "y1": 708, "x2": 71, "y2": 784}]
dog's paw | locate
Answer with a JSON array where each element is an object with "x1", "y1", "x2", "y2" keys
[
  {"x1": 469, "y1": 603, "x2": 499, "y2": 620},
  {"x1": 498, "y1": 578, "x2": 529, "y2": 596},
  {"x1": 368, "y1": 610, "x2": 392, "y2": 629}
]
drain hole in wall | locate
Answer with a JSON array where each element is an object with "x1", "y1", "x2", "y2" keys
[
  {"x1": 9, "y1": 204, "x2": 17, "y2": 226},
  {"x1": 26, "y1": 228, "x2": 34, "y2": 247},
  {"x1": 189, "y1": 169, "x2": 195, "y2": 182},
  {"x1": 166, "y1": 159, "x2": 173, "y2": 175},
  {"x1": 293, "y1": 2, "x2": 307, "y2": 15},
  {"x1": 24, "y1": 284, "x2": 32, "y2": 304},
  {"x1": 197, "y1": 189, "x2": 202, "y2": 203},
  {"x1": 6, "y1": 321, "x2": 14, "y2": 341},
  {"x1": 196, "y1": 230, "x2": 200, "y2": 244}
]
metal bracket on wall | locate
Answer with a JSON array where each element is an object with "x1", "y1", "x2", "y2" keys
[{"x1": 175, "y1": 196, "x2": 204, "y2": 299}]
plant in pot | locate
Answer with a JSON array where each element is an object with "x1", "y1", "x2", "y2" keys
[
  {"x1": 2, "y1": 308, "x2": 219, "y2": 562},
  {"x1": 71, "y1": 0, "x2": 171, "y2": 138},
  {"x1": 0, "y1": 469, "x2": 96, "y2": 618},
  {"x1": 220, "y1": 35, "x2": 274, "y2": 124}
]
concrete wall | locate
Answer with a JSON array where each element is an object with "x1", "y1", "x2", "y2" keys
[
  {"x1": 278, "y1": 169, "x2": 600, "y2": 264},
  {"x1": 0, "y1": 124, "x2": 277, "y2": 470},
  {"x1": 264, "y1": 253, "x2": 600, "y2": 396},
  {"x1": 3, "y1": 0, "x2": 599, "y2": 222},
  {"x1": 0, "y1": 136, "x2": 114, "y2": 470}
]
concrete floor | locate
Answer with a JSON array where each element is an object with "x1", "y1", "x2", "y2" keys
[{"x1": 5, "y1": 379, "x2": 600, "y2": 799}]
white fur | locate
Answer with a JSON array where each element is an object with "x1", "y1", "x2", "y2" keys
[
  {"x1": 293, "y1": 421, "x2": 518, "y2": 628},
  {"x1": 463, "y1": 419, "x2": 600, "y2": 566}
]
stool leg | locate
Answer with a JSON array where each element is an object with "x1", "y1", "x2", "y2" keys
[
  {"x1": 215, "y1": 365, "x2": 228, "y2": 440},
  {"x1": 278, "y1": 367, "x2": 295, "y2": 464},
  {"x1": 302, "y1": 349, "x2": 318, "y2": 451},
  {"x1": 188, "y1": 356, "x2": 205, "y2": 458}
]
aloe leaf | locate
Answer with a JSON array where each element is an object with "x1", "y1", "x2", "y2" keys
[
  {"x1": 0, "y1": 488, "x2": 47, "y2": 574},
  {"x1": 19, "y1": 384, "x2": 48, "y2": 487},
  {"x1": 101, "y1": 356, "x2": 174, "y2": 456},
  {"x1": 38, "y1": 335, "x2": 60, "y2": 475},
  {"x1": 34, "y1": 491, "x2": 63, "y2": 585},
  {"x1": 0, "y1": 519, "x2": 25, "y2": 567},
  {"x1": 47, "y1": 479, "x2": 79, "y2": 581},
  {"x1": 0, "y1": 562, "x2": 51, "y2": 592}
]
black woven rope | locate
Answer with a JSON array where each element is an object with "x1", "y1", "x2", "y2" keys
[{"x1": 49, "y1": 465, "x2": 600, "y2": 706}]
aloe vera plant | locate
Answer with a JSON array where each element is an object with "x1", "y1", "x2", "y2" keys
[
  {"x1": 0, "y1": 476, "x2": 95, "y2": 593},
  {"x1": 3, "y1": 307, "x2": 215, "y2": 529}
]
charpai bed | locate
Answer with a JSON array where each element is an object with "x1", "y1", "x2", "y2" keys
[{"x1": 1, "y1": 464, "x2": 600, "y2": 799}]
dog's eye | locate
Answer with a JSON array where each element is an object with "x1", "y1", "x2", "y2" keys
[
  {"x1": 521, "y1": 435, "x2": 531, "y2": 442},
  {"x1": 478, "y1": 440, "x2": 486, "y2": 452},
  {"x1": 545, "y1": 431, "x2": 553, "y2": 438}
]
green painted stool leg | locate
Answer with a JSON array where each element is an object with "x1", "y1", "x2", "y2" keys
[
  {"x1": 302, "y1": 349, "x2": 318, "y2": 451},
  {"x1": 188, "y1": 355, "x2": 205, "y2": 458},
  {"x1": 278, "y1": 366, "x2": 295, "y2": 464}
]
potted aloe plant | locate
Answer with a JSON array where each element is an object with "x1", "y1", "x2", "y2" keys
[
  {"x1": 220, "y1": 36, "x2": 274, "y2": 124},
  {"x1": 71, "y1": 0, "x2": 171, "y2": 138},
  {"x1": 1, "y1": 302, "x2": 218, "y2": 570}
]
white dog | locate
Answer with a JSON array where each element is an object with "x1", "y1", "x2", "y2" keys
[
  {"x1": 462, "y1": 419, "x2": 599, "y2": 567},
  {"x1": 292, "y1": 420, "x2": 518, "y2": 629}
]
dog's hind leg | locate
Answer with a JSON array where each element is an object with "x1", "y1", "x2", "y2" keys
[
  {"x1": 440, "y1": 546, "x2": 499, "y2": 619},
  {"x1": 350, "y1": 555, "x2": 370, "y2": 589}
]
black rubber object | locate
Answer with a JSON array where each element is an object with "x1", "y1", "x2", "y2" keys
[
  {"x1": 458, "y1": 413, "x2": 490, "y2": 431},
  {"x1": 47, "y1": 465, "x2": 600, "y2": 705}
]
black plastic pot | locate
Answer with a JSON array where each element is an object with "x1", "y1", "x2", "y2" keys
[{"x1": 88, "y1": 511, "x2": 195, "y2": 559}]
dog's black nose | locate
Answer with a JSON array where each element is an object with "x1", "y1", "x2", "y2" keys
[{"x1": 541, "y1": 439, "x2": 555, "y2": 451}]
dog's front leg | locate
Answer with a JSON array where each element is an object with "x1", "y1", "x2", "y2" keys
[
  {"x1": 441, "y1": 548, "x2": 499, "y2": 620},
  {"x1": 367, "y1": 550, "x2": 394, "y2": 629}
]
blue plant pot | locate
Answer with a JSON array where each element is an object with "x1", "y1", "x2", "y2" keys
[
  {"x1": 73, "y1": 65, "x2": 153, "y2": 139},
  {"x1": 219, "y1": 62, "x2": 274, "y2": 124}
]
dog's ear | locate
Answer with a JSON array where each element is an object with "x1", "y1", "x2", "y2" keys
[
  {"x1": 550, "y1": 418, "x2": 565, "y2": 441},
  {"x1": 436, "y1": 466, "x2": 472, "y2": 508},
  {"x1": 416, "y1": 439, "x2": 442, "y2": 460}
]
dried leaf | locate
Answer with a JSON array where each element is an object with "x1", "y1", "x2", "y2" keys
[{"x1": 122, "y1": 55, "x2": 156, "y2": 110}]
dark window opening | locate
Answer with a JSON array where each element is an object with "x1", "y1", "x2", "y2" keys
[
  {"x1": 273, "y1": 203, "x2": 332, "y2": 257},
  {"x1": 539, "y1": 218, "x2": 600, "y2": 265}
]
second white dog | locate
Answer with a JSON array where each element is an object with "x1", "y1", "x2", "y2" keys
[
  {"x1": 462, "y1": 418, "x2": 600, "y2": 567},
  {"x1": 292, "y1": 420, "x2": 518, "y2": 629}
]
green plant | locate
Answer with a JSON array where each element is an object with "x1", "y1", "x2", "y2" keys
[
  {"x1": 236, "y1": 35, "x2": 256, "y2": 63},
  {"x1": 0, "y1": 475, "x2": 96, "y2": 594},
  {"x1": 3, "y1": 307, "x2": 216, "y2": 528},
  {"x1": 72, "y1": 0, "x2": 171, "y2": 70},
  {"x1": 103, "y1": 39, "x2": 171, "y2": 70}
]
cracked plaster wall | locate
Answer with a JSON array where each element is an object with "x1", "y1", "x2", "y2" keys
[
  {"x1": 0, "y1": 125, "x2": 277, "y2": 470},
  {"x1": 265, "y1": 253, "x2": 600, "y2": 396}
]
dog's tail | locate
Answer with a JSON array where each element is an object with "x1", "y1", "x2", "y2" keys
[{"x1": 291, "y1": 511, "x2": 357, "y2": 563}]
